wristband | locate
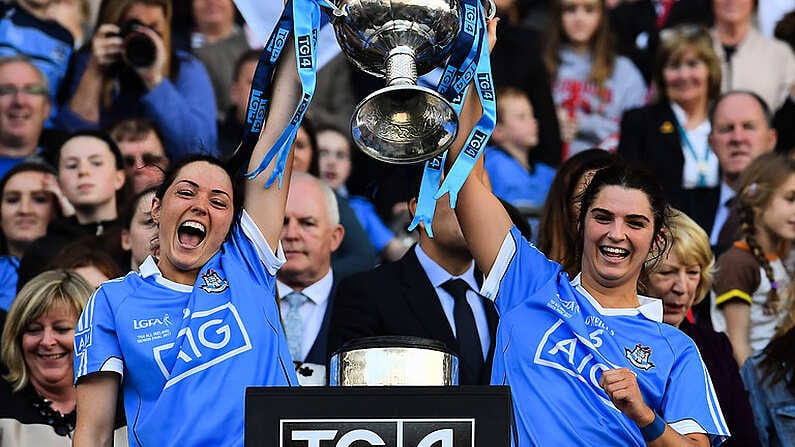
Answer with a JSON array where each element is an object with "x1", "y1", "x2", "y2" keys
[{"x1": 639, "y1": 413, "x2": 666, "y2": 442}]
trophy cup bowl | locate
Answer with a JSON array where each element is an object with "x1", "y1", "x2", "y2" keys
[{"x1": 331, "y1": 0, "x2": 461, "y2": 164}]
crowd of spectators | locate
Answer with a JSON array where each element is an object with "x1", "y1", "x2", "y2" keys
[{"x1": 1, "y1": 0, "x2": 795, "y2": 445}]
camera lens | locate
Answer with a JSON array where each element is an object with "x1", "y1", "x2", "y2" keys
[{"x1": 124, "y1": 31, "x2": 156, "y2": 68}]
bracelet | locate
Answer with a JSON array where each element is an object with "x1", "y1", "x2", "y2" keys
[{"x1": 639, "y1": 413, "x2": 666, "y2": 442}]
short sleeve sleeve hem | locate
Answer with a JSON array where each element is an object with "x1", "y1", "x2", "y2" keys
[
  {"x1": 669, "y1": 419, "x2": 728, "y2": 447},
  {"x1": 481, "y1": 228, "x2": 517, "y2": 300},
  {"x1": 99, "y1": 357, "x2": 124, "y2": 378},
  {"x1": 239, "y1": 209, "x2": 286, "y2": 276},
  {"x1": 715, "y1": 289, "x2": 753, "y2": 307}
]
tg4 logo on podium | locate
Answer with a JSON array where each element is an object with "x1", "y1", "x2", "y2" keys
[{"x1": 281, "y1": 418, "x2": 475, "y2": 447}]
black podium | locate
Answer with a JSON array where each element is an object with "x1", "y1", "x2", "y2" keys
[{"x1": 245, "y1": 386, "x2": 512, "y2": 446}]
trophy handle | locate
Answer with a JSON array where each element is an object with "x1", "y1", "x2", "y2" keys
[{"x1": 482, "y1": 0, "x2": 496, "y2": 20}]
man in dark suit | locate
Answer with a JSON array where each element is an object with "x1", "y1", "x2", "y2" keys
[
  {"x1": 277, "y1": 173, "x2": 345, "y2": 381},
  {"x1": 707, "y1": 90, "x2": 777, "y2": 252},
  {"x1": 328, "y1": 176, "x2": 498, "y2": 385}
]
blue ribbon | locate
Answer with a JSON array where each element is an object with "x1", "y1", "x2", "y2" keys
[
  {"x1": 435, "y1": 16, "x2": 496, "y2": 208},
  {"x1": 238, "y1": 0, "x2": 321, "y2": 189},
  {"x1": 409, "y1": 0, "x2": 494, "y2": 236}
]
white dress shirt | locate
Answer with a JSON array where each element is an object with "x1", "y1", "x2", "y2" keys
[
  {"x1": 415, "y1": 245, "x2": 491, "y2": 360},
  {"x1": 277, "y1": 269, "x2": 333, "y2": 362},
  {"x1": 709, "y1": 181, "x2": 736, "y2": 246}
]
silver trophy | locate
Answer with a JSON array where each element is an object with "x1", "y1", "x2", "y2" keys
[
  {"x1": 329, "y1": 336, "x2": 459, "y2": 386},
  {"x1": 329, "y1": 0, "x2": 462, "y2": 164}
]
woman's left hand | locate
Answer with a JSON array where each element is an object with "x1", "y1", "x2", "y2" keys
[
  {"x1": 600, "y1": 367, "x2": 655, "y2": 427},
  {"x1": 129, "y1": 26, "x2": 167, "y2": 91}
]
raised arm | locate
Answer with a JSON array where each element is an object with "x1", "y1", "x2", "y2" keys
[
  {"x1": 449, "y1": 19, "x2": 512, "y2": 277},
  {"x1": 244, "y1": 39, "x2": 303, "y2": 249}
]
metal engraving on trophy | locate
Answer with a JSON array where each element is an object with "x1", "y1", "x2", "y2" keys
[{"x1": 329, "y1": 0, "x2": 462, "y2": 164}]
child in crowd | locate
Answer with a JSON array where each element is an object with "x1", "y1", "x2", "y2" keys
[
  {"x1": 16, "y1": 130, "x2": 126, "y2": 290},
  {"x1": 741, "y1": 311, "x2": 795, "y2": 447},
  {"x1": 485, "y1": 87, "x2": 556, "y2": 209},
  {"x1": 485, "y1": 87, "x2": 556, "y2": 240},
  {"x1": 712, "y1": 152, "x2": 795, "y2": 367},
  {"x1": 316, "y1": 125, "x2": 410, "y2": 262},
  {"x1": 544, "y1": 0, "x2": 646, "y2": 158}
]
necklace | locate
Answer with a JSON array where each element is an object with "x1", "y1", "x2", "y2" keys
[{"x1": 26, "y1": 386, "x2": 76, "y2": 437}]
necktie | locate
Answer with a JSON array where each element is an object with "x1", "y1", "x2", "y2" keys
[
  {"x1": 284, "y1": 291, "x2": 307, "y2": 361},
  {"x1": 441, "y1": 279, "x2": 484, "y2": 385}
]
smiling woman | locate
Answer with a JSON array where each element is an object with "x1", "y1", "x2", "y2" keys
[
  {"x1": 646, "y1": 209, "x2": 762, "y2": 447},
  {"x1": 0, "y1": 162, "x2": 64, "y2": 311},
  {"x1": 448, "y1": 26, "x2": 729, "y2": 438},
  {"x1": 618, "y1": 24, "x2": 723, "y2": 225},
  {"x1": 71, "y1": 28, "x2": 305, "y2": 447},
  {"x1": 0, "y1": 270, "x2": 127, "y2": 445}
]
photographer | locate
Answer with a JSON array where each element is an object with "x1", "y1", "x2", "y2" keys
[{"x1": 55, "y1": 0, "x2": 217, "y2": 161}]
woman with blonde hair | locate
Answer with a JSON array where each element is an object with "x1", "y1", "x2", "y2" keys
[
  {"x1": 619, "y1": 25, "x2": 722, "y2": 228},
  {"x1": 647, "y1": 209, "x2": 761, "y2": 447},
  {"x1": 0, "y1": 270, "x2": 127, "y2": 445},
  {"x1": 57, "y1": 0, "x2": 217, "y2": 160}
]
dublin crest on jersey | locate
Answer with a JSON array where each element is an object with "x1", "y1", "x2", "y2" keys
[
  {"x1": 625, "y1": 343, "x2": 655, "y2": 370},
  {"x1": 199, "y1": 269, "x2": 229, "y2": 293}
]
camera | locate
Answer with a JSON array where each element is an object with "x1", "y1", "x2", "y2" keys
[{"x1": 119, "y1": 19, "x2": 156, "y2": 68}]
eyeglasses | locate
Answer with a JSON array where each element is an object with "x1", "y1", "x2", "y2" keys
[{"x1": 0, "y1": 84, "x2": 48, "y2": 97}]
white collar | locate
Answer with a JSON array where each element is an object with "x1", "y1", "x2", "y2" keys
[
  {"x1": 570, "y1": 273, "x2": 663, "y2": 322},
  {"x1": 718, "y1": 180, "x2": 735, "y2": 206},
  {"x1": 277, "y1": 268, "x2": 334, "y2": 305},
  {"x1": 139, "y1": 256, "x2": 193, "y2": 293},
  {"x1": 670, "y1": 101, "x2": 711, "y2": 134},
  {"x1": 414, "y1": 244, "x2": 478, "y2": 292}
]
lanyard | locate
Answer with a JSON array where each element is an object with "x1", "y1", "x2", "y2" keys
[
  {"x1": 409, "y1": 0, "x2": 495, "y2": 236},
  {"x1": 676, "y1": 121, "x2": 712, "y2": 188},
  {"x1": 235, "y1": 0, "x2": 322, "y2": 188}
]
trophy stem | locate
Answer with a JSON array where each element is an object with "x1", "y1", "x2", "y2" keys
[{"x1": 385, "y1": 46, "x2": 418, "y2": 87}]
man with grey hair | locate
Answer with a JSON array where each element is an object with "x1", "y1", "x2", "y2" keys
[
  {"x1": 707, "y1": 90, "x2": 777, "y2": 253},
  {"x1": 277, "y1": 172, "x2": 345, "y2": 379},
  {"x1": 0, "y1": 56, "x2": 52, "y2": 178}
]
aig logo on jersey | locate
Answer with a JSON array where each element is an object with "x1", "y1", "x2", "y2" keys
[
  {"x1": 152, "y1": 302, "x2": 252, "y2": 388},
  {"x1": 281, "y1": 419, "x2": 474, "y2": 447}
]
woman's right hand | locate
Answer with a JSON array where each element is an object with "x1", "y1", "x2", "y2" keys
[{"x1": 89, "y1": 24, "x2": 123, "y2": 72}]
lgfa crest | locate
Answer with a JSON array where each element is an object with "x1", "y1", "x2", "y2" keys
[
  {"x1": 625, "y1": 343, "x2": 655, "y2": 371},
  {"x1": 200, "y1": 269, "x2": 229, "y2": 293}
]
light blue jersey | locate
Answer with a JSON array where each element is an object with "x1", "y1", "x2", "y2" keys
[
  {"x1": 481, "y1": 227, "x2": 730, "y2": 446},
  {"x1": 74, "y1": 210, "x2": 297, "y2": 447}
]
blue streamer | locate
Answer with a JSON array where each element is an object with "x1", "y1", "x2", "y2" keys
[
  {"x1": 240, "y1": 0, "x2": 321, "y2": 189},
  {"x1": 408, "y1": 0, "x2": 485, "y2": 236},
  {"x1": 435, "y1": 3, "x2": 496, "y2": 208}
]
